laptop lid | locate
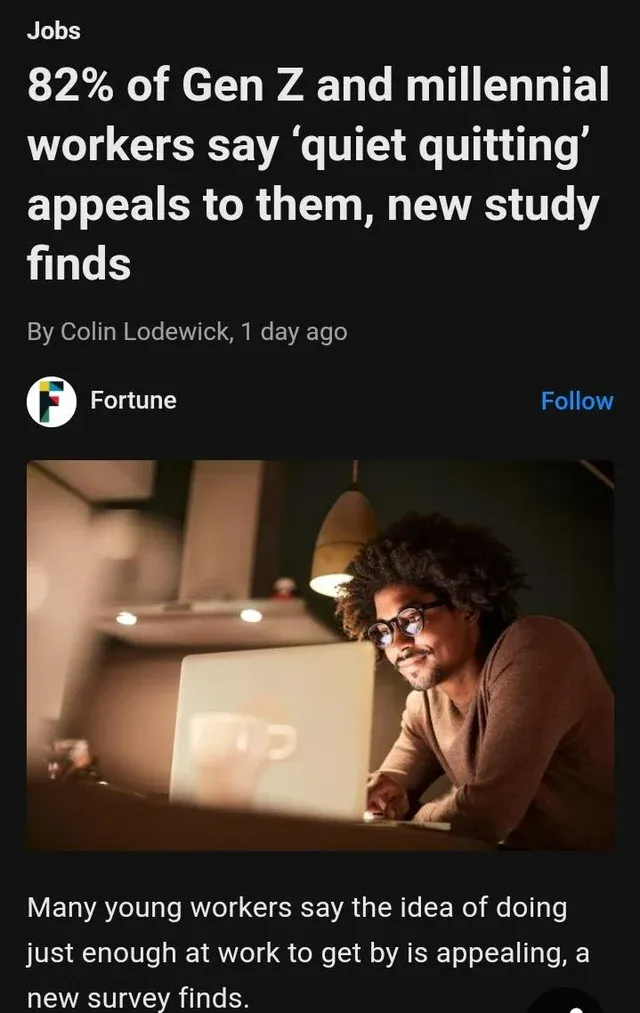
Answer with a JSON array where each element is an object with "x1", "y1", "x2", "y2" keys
[{"x1": 169, "y1": 641, "x2": 375, "y2": 820}]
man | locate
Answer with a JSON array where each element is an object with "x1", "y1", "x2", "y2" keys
[{"x1": 336, "y1": 512, "x2": 613, "y2": 850}]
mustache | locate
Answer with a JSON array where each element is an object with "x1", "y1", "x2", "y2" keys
[{"x1": 396, "y1": 647, "x2": 433, "y2": 668}]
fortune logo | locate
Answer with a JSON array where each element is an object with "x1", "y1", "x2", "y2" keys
[{"x1": 26, "y1": 377, "x2": 77, "y2": 427}]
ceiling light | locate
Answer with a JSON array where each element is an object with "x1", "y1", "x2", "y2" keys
[
  {"x1": 310, "y1": 461, "x2": 378, "y2": 599},
  {"x1": 116, "y1": 611, "x2": 138, "y2": 626},
  {"x1": 240, "y1": 608, "x2": 263, "y2": 623},
  {"x1": 309, "y1": 572, "x2": 354, "y2": 598}
]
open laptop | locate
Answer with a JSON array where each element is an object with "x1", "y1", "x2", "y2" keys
[{"x1": 170, "y1": 641, "x2": 376, "y2": 821}]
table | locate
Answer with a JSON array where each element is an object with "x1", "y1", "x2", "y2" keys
[{"x1": 26, "y1": 781, "x2": 494, "y2": 851}]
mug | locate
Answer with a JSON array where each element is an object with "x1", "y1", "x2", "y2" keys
[{"x1": 188, "y1": 711, "x2": 297, "y2": 808}]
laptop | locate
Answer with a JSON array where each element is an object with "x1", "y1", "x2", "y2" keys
[{"x1": 169, "y1": 641, "x2": 376, "y2": 821}]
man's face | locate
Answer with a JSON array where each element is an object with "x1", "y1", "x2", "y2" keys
[{"x1": 372, "y1": 583, "x2": 480, "y2": 692}]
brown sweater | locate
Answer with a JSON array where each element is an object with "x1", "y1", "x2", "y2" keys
[{"x1": 379, "y1": 616, "x2": 613, "y2": 850}]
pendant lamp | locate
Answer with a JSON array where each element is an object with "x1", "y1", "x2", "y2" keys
[{"x1": 309, "y1": 461, "x2": 378, "y2": 598}]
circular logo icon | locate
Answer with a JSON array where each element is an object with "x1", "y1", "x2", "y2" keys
[
  {"x1": 527, "y1": 987, "x2": 603, "y2": 1013},
  {"x1": 26, "y1": 377, "x2": 77, "y2": 427}
]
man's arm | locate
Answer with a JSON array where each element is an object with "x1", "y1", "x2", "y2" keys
[
  {"x1": 376, "y1": 692, "x2": 443, "y2": 792},
  {"x1": 414, "y1": 618, "x2": 599, "y2": 842}
]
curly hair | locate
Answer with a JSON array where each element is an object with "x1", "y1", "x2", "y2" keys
[{"x1": 335, "y1": 512, "x2": 529, "y2": 649}]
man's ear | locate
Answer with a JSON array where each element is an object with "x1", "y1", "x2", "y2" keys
[{"x1": 463, "y1": 609, "x2": 480, "y2": 625}]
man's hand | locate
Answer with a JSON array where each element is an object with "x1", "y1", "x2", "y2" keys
[{"x1": 365, "y1": 771, "x2": 409, "y2": 820}]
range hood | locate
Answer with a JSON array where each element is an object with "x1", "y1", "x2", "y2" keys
[{"x1": 95, "y1": 460, "x2": 340, "y2": 649}]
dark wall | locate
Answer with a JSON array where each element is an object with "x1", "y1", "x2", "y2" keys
[{"x1": 277, "y1": 459, "x2": 614, "y2": 682}]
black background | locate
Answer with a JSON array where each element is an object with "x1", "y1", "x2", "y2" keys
[
  {"x1": 26, "y1": 853, "x2": 617, "y2": 1012},
  {"x1": 19, "y1": 14, "x2": 626, "y2": 441},
  {"x1": 19, "y1": 9, "x2": 628, "y2": 1013}
]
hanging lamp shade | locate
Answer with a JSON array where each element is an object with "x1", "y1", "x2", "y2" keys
[{"x1": 309, "y1": 472, "x2": 378, "y2": 598}]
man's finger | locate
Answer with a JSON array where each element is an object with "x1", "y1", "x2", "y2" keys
[{"x1": 366, "y1": 800, "x2": 385, "y2": 815}]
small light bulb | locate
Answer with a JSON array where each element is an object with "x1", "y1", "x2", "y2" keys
[
  {"x1": 309, "y1": 573, "x2": 353, "y2": 598},
  {"x1": 240, "y1": 608, "x2": 262, "y2": 623},
  {"x1": 116, "y1": 611, "x2": 138, "y2": 626}
]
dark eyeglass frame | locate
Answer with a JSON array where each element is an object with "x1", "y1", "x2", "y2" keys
[{"x1": 366, "y1": 600, "x2": 445, "y2": 648}]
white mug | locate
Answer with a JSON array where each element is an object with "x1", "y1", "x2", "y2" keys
[{"x1": 188, "y1": 711, "x2": 297, "y2": 808}]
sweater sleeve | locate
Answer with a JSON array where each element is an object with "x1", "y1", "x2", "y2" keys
[
  {"x1": 378, "y1": 691, "x2": 443, "y2": 792},
  {"x1": 414, "y1": 618, "x2": 592, "y2": 842}
]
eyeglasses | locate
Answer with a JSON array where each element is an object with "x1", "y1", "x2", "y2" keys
[{"x1": 366, "y1": 601, "x2": 445, "y2": 649}]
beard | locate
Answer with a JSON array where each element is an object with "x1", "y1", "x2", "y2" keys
[{"x1": 396, "y1": 651, "x2": 446, "y2": 692}]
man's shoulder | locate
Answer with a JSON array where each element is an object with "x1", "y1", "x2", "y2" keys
[
  {"x1": 500, "y1": 614, "x2": 581, "y2": 644},
  {"x1": 487, "y1": 614, "x2": 599, "y2": 677}
]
